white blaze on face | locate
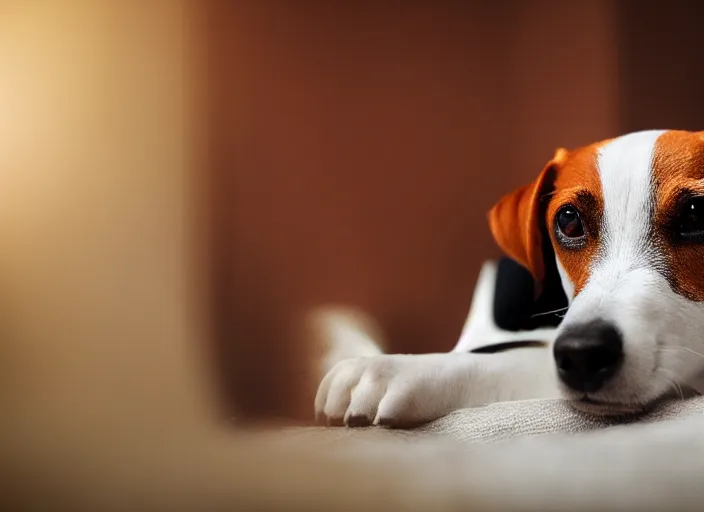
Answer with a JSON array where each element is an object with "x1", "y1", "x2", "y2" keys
[
  {"x1": 558, "y1": 131, "x2": 663, "y2": 316},
  {"x1": 555, "y1": 256, "x2": 574, "y2": 303},
  {"x1": 595, "y1": 130, "x2": 666, "y2": 276},
  {"x1": 555, "y1": 130, "x2": 693, "y2": 404}
]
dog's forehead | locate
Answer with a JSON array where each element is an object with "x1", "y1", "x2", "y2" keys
[
  {"x1": 551, "y1": 130, "x2": 704, "y2": 301},
  {"x1": 594, "y1": 130, "x2": 666, "y2": 236},
  {"x1": 551, "y1": 142, "x2": 602, "y2": 194},
  {"x1": 554, "y1": 130, "x2": 704, "y2": 197},
  {"x1": 651, "y1": 130, "x2": 704, "y2": 184},
  {"x1": 548, "y1": 130, "x2": 701, "y2": 297}
]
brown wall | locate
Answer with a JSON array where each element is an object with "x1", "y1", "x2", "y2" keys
[
  {"x1": 616, "y1": 0, "x2": 704, "y2": 132},
  {"x1": 208, "y1": 1, "x2": 619, "y2": 421}
]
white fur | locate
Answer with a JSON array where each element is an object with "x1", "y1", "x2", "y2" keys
[
  {"x1": 315, "y1": 130, "x2": 704, "y2": 426},
  {"x1": 314, "y1": 261, "x2": 560, "y2": 426},
  {"x1": 554, "y1": 130, "x2": 704, "y2": 409},
  {"x1": 314, "y1": 349, "x2": 560, "y2": 426},
  {"x1": 555, "y1": 256, "x2": 574, "y2": 303}
]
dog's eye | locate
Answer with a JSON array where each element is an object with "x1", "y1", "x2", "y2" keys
[
  {"x1": 677, "y1": 196, "x2": 704, "y2": 240},
  {"x1": 556, "y1": 205, "x2": 585, "y2": 240}
]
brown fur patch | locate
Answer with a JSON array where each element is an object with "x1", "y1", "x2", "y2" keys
[
  {"x1": 651, "y1": 130, "x2": 704, "y2": 301},
  {"x1": 488, "y1": 141, "x2": 612, "y2": 297},
  {"x1": 545, "y1": 143, "x2": 606, "y2": 295}
]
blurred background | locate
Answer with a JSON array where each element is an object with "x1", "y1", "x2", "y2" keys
[
  {"x1": 207, "y1": 1, "x2": 704, "y2": 423},
  {"x1": 2, "y1": 3, "x2": 703, "y2": 506}
]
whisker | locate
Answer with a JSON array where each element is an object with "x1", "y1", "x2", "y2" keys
[
  {"x1": 652, "y1": 371, "x2": 685, "y2": 401},
  {"x1": 667, "y1": 377, "x2": 685, "y2": 401},
  {"x1": 530, "y1": 306, "x2": 569, "y2": 319},
  {"x1": 540, "y1": 191, "x2": 557, "y2": 200},
  {"x1": 661, "y1": 345, "x2": 704, "y2": 361}
]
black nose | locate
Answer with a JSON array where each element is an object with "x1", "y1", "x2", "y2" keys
[{"x1": 553, "y1": 320, "x2": 623, "y2": 393}]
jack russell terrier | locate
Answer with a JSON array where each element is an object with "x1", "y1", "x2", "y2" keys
[{"x1": 315, "y1": 128, "x2": 704, "y2": 427}]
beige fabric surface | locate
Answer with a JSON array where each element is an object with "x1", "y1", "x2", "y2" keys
[
  {"x1": 419, "y1": 395, "x2": 704, "y2": 443},
  {"x1": 276, "y1": 397, "x2": 704, "y2": 511},
  {"x1": 287, "y1": 395, "x2": 704, "y2": 445}
]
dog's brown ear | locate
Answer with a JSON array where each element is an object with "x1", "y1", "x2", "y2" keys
[{"x1": 487, "y1": 149, "x2": 566, "y2": 296}]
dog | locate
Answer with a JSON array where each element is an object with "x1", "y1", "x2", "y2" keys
[{"x1": 315, "y1": 129, "x2": 704, "y2": 427}]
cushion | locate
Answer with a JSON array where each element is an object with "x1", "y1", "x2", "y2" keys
[{"x1": 286, "y1": 395, "x2": 704, "y2": 446}]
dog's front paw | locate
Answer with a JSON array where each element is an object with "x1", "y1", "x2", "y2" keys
[{"x1": 314, "y1": 353, "x2": 472, "y2": 428}]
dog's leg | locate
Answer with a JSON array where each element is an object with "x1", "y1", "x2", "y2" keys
[
  {"x1": 314, "y1": 260, "x2": 562, "y2": 427},
  {"x1": 315, "y1": 346, "x2": 560, "y2": 427}
]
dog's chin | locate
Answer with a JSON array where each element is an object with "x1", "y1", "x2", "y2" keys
[{"x1": 563, "y1": 390, "x2": 653, "y2": 416}]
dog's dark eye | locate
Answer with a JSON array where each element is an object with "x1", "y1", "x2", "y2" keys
[
  {"x1": 676, "y1": 196, "x2": 704, "y2": 240},
  {"x1": 555, "y1": 205, "x2": 585, "y2": 240}
]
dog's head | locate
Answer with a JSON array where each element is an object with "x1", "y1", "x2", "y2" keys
[{"x1": 489, "y1": 129, "x2": 704, "y2": 415}]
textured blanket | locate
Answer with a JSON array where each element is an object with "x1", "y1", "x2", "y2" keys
[
  {"x1": 283, "y1": 396, "x2": 704, "y2": 511},
  {"x1": 419, "y1": 395, "x2": 704, "y2": 443},
  {"x1": 288, "y1": 395, "x2": 704, "y2": 447}
]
